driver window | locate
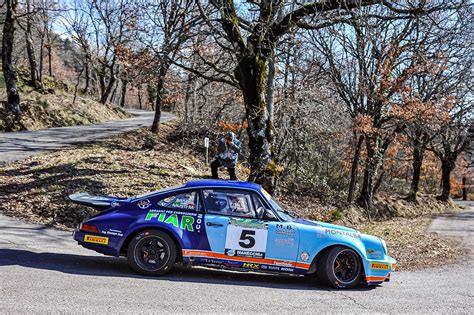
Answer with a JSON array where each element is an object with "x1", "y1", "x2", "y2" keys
[{"x1": 202, "y1": 189, "x2": 256, "y2": 219}]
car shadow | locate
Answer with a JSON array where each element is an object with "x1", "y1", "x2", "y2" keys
[{"x1": 0, "y1": 248, "x2": 376, "y2": 291}]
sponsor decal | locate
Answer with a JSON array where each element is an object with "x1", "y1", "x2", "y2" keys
[
  {"x1": 101, "y1": 229, "x2": 123, "y2": 237},
  {"x1": 260, "y1": 265, "x2": 268, "y2": 270},
  {"x1": 111, "y1": 201, "x2": 120, "y2": 207},
  {"x1": 274, "y1": 237, "x2": 295, "y2": 247},
  {"x1": 370, "y1": 262, "x2": 390, "y2": 270},
  {"x1": 225, "y1": 249, "x2": 265, "y2": 259},
  {"x1": 84, "y1": 235, "x2": 109, "y2": 245},
  {"x1": 223, "y1": 260, "x2": 242, "y2": 267},
  {"x1": 181, "y1": 249, "x2": 312, "y2": 270},
  {"x1": 242, "y1": 262, "x2": 260, "y2": 269},
  {"x1": 275, "y1": 224, "x2": 296, "y2": 237},
  {"x1": 392, "y1": 263, "x2": 396, "y2": 271},
  {"x1": 279, "y1": 267, "x2": 294, "y2": 272},
  {"x1": 201, "y1": 258, "x2": 223, "y2": 265},
  {"x1": 228, "y1": 218, "x2": 267, "y2": 229},
  {"x1": 318, "y1": 228, "x2": 361, "y2": 239},
  {"x1": 367, "y1": 249, "x2": 383, "y2": 259},
  {"x1": 137, "y1": 199, "x2": 151, "y2": 209},
  {"x1": 145, "y1": 210, "x2": 197, "y2": 232},
  {"x1": 300, "y1": 251, "x2": 310, "y2": 262}
]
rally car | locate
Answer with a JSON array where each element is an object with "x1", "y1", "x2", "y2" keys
[{"x1": 71, "y1": 180, "x2": 396, "y2": 289}]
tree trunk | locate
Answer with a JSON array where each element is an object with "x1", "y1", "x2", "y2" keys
[
  {"x1": 39, "y1": 31, "x2": 45, "y2": 84},
  {"x1": 408, "y1": 142, "x2": 425, "y2": 201},
  {"x1": 462, "y1": 176, "x2": 467, "y2": 201},
  {"x1": 83, "y1": 57, "x2": 90, "y2": 94},
  {"x1": 151, "y1": 65, "x2": 167, "y2": 133},
  {"x1": 120, "y1": 79, "x2": 128, "y2": 108},
  {"x1": 347, "y1": 134, "x2": 364, "y2": 204},
  {"x1": 438, "y1": 158, "x2": 455, "y2": 201},
  {"x1": 265, "y1": 54, "x2": 276, "y2": 123},
  {"x1": 183, "y1": 74, "x2": 193, "y2": 123},
  {"x1": 234, "y1": 54, "x2": 276, "y2": 193},
  {"x1": 137, "y1": 85, "x2": 143, "y2": 110},
  {"x1": 100, "y1": 71, "x2": 116, "y2": 104},
  {"x1": 357, "y1": 139, "x2": 377, "y2": 211},
  {"x1": 25, "y1": 0, "x2": 38, "y2": 89},
  {"x1": 99, "y1": 69, "x2": 106, "y2": 98},
  {"x1": 48, "y1": 44, "x2": 53, "y2": 77},
  {"x1": 2, "y1": 0, "x2": 21, "y2": 120}
]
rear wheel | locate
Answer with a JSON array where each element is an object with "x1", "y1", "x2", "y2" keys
[
  {"x1": 317, "y1": 246, "x2": 362, "y2": 289},
  {"x1": 127, "y1": 230, "x2": 177, "y2": 276}
]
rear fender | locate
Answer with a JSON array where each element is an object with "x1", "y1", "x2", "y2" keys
[{"x1": 118, "y1": 223, "x2": 186, "y2": 255}]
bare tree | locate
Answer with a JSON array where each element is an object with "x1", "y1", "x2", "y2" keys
[
  {"x1": 136, "y1": 0, "x2": 198, "y2": 133},
  {"x1": 2, "y1": 0, "x2": 21, "y2": 130},
  {"x1": 188, "y1": 0, "x2": 457, "y2": 193}
]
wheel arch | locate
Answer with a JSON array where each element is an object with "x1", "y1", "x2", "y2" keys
[
  {"x1": 119, "y1": 226, "x2": 184, "y2": 262},
  {"x1": 307, "y1": 243, "x2": 367, "y2": 276}
]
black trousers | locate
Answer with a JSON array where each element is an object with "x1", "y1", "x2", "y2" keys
[{"x1": 211, "y1": 159, "x2": 236, "y2": 180}]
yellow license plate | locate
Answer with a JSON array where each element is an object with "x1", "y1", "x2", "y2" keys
[
  {"x1": 370, "y1": 262, "x2": 390, "y2": 270},
  {"x1": 84, "y1": 235, "x2": 109, "y2": 245}
]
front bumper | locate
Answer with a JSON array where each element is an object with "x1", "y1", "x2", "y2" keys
[
  {"x1": 73, "y1": 230, "x2": 120, "y2": 256},
  {"x1": 365, "y1": 256, "x2": 396, "y2": 285}
]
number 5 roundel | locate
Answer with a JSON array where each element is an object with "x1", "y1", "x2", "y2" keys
[{"x1": 224, "y1": 218, "x2": 268, "y2": 259}]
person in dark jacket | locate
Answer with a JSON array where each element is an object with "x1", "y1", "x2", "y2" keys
[{"x1": 211, "y1": 131, "x2": 241, "y2": 180}]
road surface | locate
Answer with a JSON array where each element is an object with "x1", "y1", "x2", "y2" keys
[
  {"x1": 0, "y1": 203, "x2": 472, "y2": 313},
  {"x1": 0, "y1": 110, "x2": 174, "y2": 163}
]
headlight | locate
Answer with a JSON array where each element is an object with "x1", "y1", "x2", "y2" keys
[{"x1": 380, "y1": 238, "x2": 387, "y2": 255}]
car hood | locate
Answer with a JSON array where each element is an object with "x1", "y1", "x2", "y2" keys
[{"x1": 293, "y1": 218, "x2": 358, "y2": 233}]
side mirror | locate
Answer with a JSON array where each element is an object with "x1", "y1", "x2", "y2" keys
[{"x1": 262, "y1": 208, "x2": 277, "y2": 221}]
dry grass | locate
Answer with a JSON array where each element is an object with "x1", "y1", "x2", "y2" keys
[{"x1": 0, "y1": 123, "x2": 466, "y2": 270}]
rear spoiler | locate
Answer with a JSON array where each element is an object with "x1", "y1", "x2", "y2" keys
[{"x1": 69, "y1": 192, "x2": 129, "y2": 211}]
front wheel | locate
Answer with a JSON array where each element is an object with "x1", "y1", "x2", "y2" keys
[
  {"x1": 317, "y1": 246, "x2": 362, "y2": 289},
  {"x1": 127, "y1": 230, "x2": 177, "y2": 276}
]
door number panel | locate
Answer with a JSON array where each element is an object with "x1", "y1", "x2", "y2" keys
[{"x1": 224, "y1": 218, "x2": 268, "y2": 259}]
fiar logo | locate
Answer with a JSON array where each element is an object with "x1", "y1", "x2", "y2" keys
[{"x1": 145, "y1": 211, "x2": 195, "y2": 232}]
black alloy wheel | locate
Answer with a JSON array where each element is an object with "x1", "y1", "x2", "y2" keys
[
  {"x1": 317, "y1": 246, "x2": 362, "y2": 289},
  {"x1": 127, "y1": 230, "x2": 177, "y2": 276}
]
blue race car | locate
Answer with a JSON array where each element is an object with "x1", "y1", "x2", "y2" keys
[{"x1": 71, "y1": 180, "x2": 396, "y2": 289}]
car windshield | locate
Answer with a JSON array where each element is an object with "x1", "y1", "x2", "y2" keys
[{"x1": 261, "y1": 188, "x2": 298, "y2": 221}]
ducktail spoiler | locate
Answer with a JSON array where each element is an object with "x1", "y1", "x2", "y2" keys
[{"x1": 68, "y1": 192, "x2": 129, "y2": 211}]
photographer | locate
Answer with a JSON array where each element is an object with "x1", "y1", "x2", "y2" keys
[{"x1": 211, "y1": 132, "x2": 241, "y2": 180}]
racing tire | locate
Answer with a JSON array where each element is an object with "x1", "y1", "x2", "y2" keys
[
  {"x1": 127, "y1": 229, "x2": 177, "y2": 276},
  {"x1": 317, "y1": 246, "x2": 362, "y2": 289}
]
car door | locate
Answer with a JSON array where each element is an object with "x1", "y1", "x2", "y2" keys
[
  {"x1": 150, "y1": 189, "x2": 206, "y2": 250},
  {"x1": 202, "y1": 188, "x2": 300, "y2": 270}
]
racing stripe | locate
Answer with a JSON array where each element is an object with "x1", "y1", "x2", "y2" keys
[
  {"x1": 366, "y1": 276, "x2": 387, "y2": 282},
  {"x1": 182, "y1": 249, "x2": 311, "y2": 269}
]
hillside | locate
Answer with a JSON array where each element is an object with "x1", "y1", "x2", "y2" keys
[{"x1": 0, "y1": 89, "x2": 130, "y2": 132}]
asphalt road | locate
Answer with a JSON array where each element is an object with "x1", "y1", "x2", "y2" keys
[
  {"x1": 0, "y1": 110, "x2": 174, "y2": 163},
  {"x1": 0, "y1": 203, "x2": 472, "y2": 313}
]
